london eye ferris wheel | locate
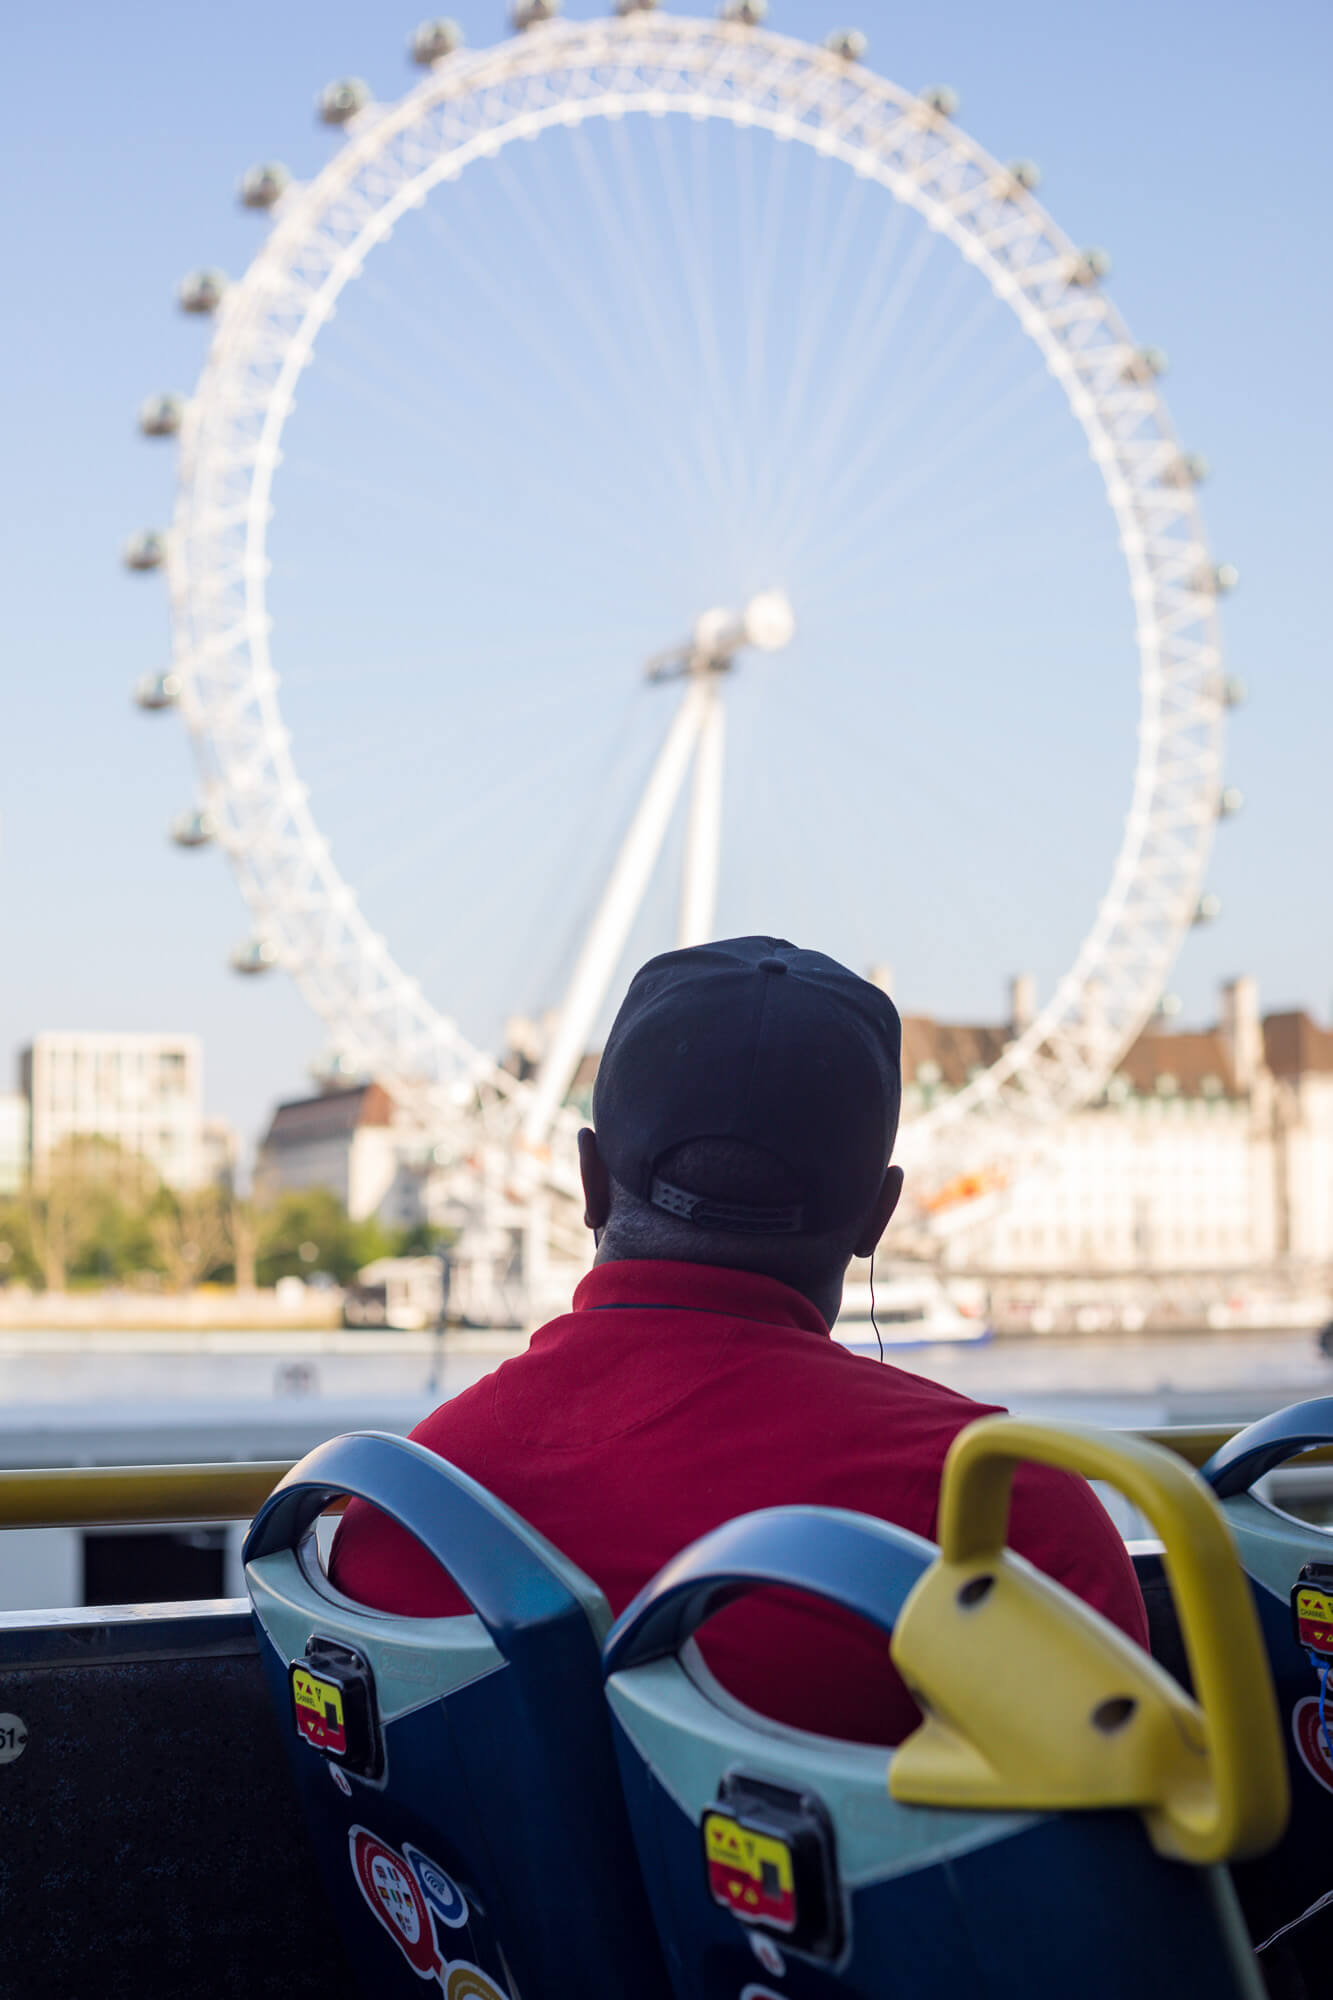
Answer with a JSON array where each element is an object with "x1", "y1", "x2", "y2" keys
[{"x1": 125, "y1": 3, "x2": 1240, "y2": 1292}]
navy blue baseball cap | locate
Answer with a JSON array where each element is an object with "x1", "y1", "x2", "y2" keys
[{"x1": 592, "y1": 936, "x2": 902, "y2": 1234}]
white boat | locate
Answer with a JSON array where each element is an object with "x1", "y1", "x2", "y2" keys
[{"x1": 834, "y1": 1272, "x2": 991, "y2": 1350}]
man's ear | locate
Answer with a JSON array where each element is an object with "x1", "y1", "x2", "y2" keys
[
  {"x1": 577, "y1": 1127, "x2": 611, "y2": 1232},
  {"x1": 853, "y1": 1164, "x2": 904, "y2": 1260}
]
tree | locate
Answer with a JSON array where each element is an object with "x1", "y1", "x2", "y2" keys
[
  {"x1": 255, "y1": 1188, "x2": 395, "y2": 1287},
  {"x1": 146, "y1": 1185, "x2": 232, "y2": 1292},
  {"x1": 0, "y1": 1202, "x2": 41, "y2": 1287},
  {"x1": 228, "y1": 1196, "x2": 258, "y2": 1291},
  {"x1": 22, "y1": 1136, "x2": 157, "y2": 1292}
]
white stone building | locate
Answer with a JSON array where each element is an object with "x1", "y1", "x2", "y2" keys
[
  {"x1": 21, "y1": 1034, "x2": 204, "y2": 1192},
  {"x1": 254, "y1": 1083, "x2": 431, "y2": 1227},
  {"x1": 902, "y1": 977, "x2": 1332, "y2": 1278}
]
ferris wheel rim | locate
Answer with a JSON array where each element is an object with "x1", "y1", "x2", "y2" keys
[{"x1": 165, "y1": 10, "x2": 1227, "y2": 1143}]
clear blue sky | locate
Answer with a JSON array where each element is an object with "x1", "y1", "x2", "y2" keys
[{"x1": 2, "y1": 0, "x2": 1329, "y2": 1155}]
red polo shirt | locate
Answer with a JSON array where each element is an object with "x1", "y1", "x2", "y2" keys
[{"x1": 330, "y1": 1259, "x2": 1147, "y2": 1743}]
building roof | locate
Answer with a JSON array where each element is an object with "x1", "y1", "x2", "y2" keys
[
  {"x1": 900, "y1": 1016, "x2": 1009, "y2": 1089},
  {"x1": 1264, "y1": 1011, "x2": 1333, "y2": 1080},
  {"x1": 261, "y1": 1083, "x2": 394, "y2": 1150},
  {"x1": 1116, "y1": 1026, "x2": 1236, "y2": 1099}
]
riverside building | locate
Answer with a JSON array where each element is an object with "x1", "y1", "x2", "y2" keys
[{"x1": 21, "y1": 1032, "x2": 204, "y2": 1192}]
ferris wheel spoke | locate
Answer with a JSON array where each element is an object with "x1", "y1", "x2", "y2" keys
[
  {"x1": 482, "y1": 145, "x2": 705, "y2": 526},
  {"x1": 304, "y1": 333, "x2": 652, "y2": 566},
  {"x1": 765, "y1": 220, "x2": 945, "y2": 551},
  {"x1": 648, "y1": 114, "x2": 752, "y2": 553},
  {"x1": 805, "y1": 362, "x2": 1058, "y2": 599},
  {"x1": 750, "y1": 153, "x2": 875, "y2": 540},
  {"x1": 566, "y1": 123, "x2": 732, "y2": 538},
  {"x1": 734, "y1": 122, "x2": 792, "y2": 490},
  {"x1": 754, "y1": 198, "x2": 924, "y2": 542},
  {"x1": 800, "y1": 431, "x2": 1094, "y2": 613},
  {"x1": 602, "y1": 115, "x2": 739, "y2": 537},
  {"x1": 775, "y1": 275, "x2": 1004, "y2": 566},
  {"x1": 410, "y1": 197, "x2": 693, "y2": 538}
]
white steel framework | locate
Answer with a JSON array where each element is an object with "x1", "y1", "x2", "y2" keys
[{"x1": 157, "y1": 11, "x2": 1229, "y2": 1195}]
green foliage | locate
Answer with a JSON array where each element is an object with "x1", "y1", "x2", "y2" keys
[
  {"x1": 0, "y1": 1201, "x2": 41, "y2": 1286},
  {"x1": 390, "y1": 1220, "x2": 459, "y2": 1258},
  {"x1": 255, "y1": 1188, "x2": 396, "y2": 1287},
  {"x1": 0, "y1": 1137, "x2": 422, "y2": 1294}
]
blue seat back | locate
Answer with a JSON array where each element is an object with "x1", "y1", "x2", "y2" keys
[
  {"x1": 1190, "y1": 1399, "x2": 1333, "y2": 1936},
  {"x1": 243, "y1": 1431, "x2": 670, "y2": 2000},
  {"x1": 603, "y1": 1503, "x2": 1264, "y2": 1999}
]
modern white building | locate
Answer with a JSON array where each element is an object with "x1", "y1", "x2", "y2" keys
[
  {"x1": 0, "y1": 1096, "x2": 28, "y2": 1196},
  {"x1": 21, "y1": 1033, "x2": 204, "y2": 1192}
]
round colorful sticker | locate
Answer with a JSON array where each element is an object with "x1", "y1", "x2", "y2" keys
[
  {"x1": 328, "y1": 1763, "x2": 352, "y2": 1798},
  {"x1": 749, "y1": 1932, "x2": 786, "y2": 1978},
  {"x1": 1292, "y1": 1697, "x2": 1333, "y2": 1795},
  {"x1": 444, "y1": 1963, "x2": 509, "y2": 2000},
  {"x1": 403, "y1": 1842, "x2": 469, "y2": 1930},
  {"x1": 349, "y1": 1825, "x2": 441, "y2": 1979}
]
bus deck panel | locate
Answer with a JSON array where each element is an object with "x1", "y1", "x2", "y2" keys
[{"x1": 0, "y1": 1600, "x2": 359, "y2": 2000}]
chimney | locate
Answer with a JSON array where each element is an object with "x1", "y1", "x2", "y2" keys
[
  {"x1": 1009, "y1": 973, "x2": 1036, "y2": 1037},
  {"x1": 1220, "y1": 976, "x2": 1261, "y2": 1092},
  {"x1": 867, "y1": 964, "x2": 894, "y2": 1000}
]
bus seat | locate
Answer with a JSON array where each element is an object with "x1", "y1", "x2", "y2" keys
[
  {"x1": 1184, "y1": 1398, "x2": 1333, "y2": 1959},
  {"x1": 243, "y1": 1431, "x2": 671, "y2": 2000},
  {"x1": 603, "y1": 1416, "x2": 1285, "y2": 2000}
]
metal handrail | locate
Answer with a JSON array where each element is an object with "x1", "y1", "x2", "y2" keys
[
  {"x1": 0, "y1": 1462, "x2": 301, "y2": 1529},
  {"x1": 0, "y1": 1425, "x2": 1328, "y2": 1532}
]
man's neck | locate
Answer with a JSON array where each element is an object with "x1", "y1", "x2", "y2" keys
[{"x1": 591, "y1": 1234, "x2": 844, "y2": 1328}]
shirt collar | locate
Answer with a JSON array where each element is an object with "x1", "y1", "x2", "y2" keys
[{"x1": 572, "y1": 1258, "x2": 830, "y2": 1338}]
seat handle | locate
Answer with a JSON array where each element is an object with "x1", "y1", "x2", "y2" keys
[
  {"x1": 243, "y1": 1430, "x2": 608, "y2": 1648},
  {"x1": 602, "y1": 1505, "x2": 934, "y2": 1676},
  {"x1": 891, "y1": 1416, "x2": 1288, "y2": 1865},
  {"x1": 1200, "y1": 1398, "x2": 1333, "y2": 1497}
]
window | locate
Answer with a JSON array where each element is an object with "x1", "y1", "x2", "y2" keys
[{"x1": 82, "y1": 1528, "x2": 227, "y2": 1606}]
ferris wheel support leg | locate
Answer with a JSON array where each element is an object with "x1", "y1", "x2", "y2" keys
[
  {"x1": 520, "y1": 680, "x2": 710, "y2": 1151},
  {"x1": 677, "y1": 680, "x2": 725, "y2": 950}
]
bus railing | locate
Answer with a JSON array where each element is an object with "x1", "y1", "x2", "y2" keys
[{"x1": 0, "y1": 1426, "x2": 1328, "y2": 1531}]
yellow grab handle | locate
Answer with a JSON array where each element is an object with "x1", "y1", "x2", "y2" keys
[{"x1": 889, "y1": 1417, "x2": 1288, "y2": 1865}]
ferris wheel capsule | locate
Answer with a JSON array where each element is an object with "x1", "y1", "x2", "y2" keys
[
  {"x1": 318, "y1": 78, "x2": 371, "y2": 125},
  {"x1": 138, "y1": 392, "x2": 185, "y2": 437},
  {"x1": 1198, "y1": 561, "x2": 1239, "y2": 595},
  {"x1": 1193, "y1": 892, "x2": 1222, "y2": 925},
  {"x1": 1067, "y1": 247, "x2": 1111, "y2": 286},
  {"x1": 230, "y1": 937, "x2": 279, "y2": 975},
  {"x1": 1223, "y1": 674, "x2": 1248, "y2": 708},
  {"x1": 614, "y1": 0, "x2": 659, "y2": 14},
  {"x1": 239, "y1": 162, "x2": 291, "y2": 210},
  {"x1": 1121, "y1": 345, "x2": 1168, "y2": 383},
  {"x1": 133, "y1": 671, "x2": 181, "y2": 711},
  {"x1": 170, "y1": 808, "x2": 217, "y2": 848},
  {"x1": 512, "y1": 0, "x2": 559, "y2": 28},
  {"x1": 409, "y1": 18, "x2": 463, "y2": 63},
  {"x1": 825, "y1": 29, "x2": 866, "y2": 60},
  {"x1": 178, "y1": 268, "x2": 228, "y2": 314},
  {"x1": 1163, "y1": 450, "x2": 1210, "y2": 487},
  {"x1": 918, "y1": 85, "x2": 959, "y2": 118},
  {"x1": 1218, "y1": 785, "x2": 1244, "y2": 817},
  {"x1": 123, "y1": 530, "x2": 167, "y2": 572},
  {"x1": 718, "y1": 0, "x2": 766, "y2": 23}
]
